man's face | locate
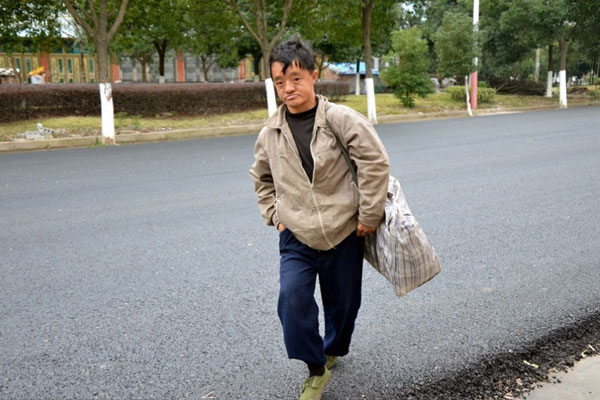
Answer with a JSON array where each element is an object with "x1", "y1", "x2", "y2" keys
[{"x1": 271, "y1": 61, "x2": 318, "y2": 114}]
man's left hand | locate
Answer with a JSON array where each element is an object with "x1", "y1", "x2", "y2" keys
[{"x1": 356, "y1": 222, "x2": 376, "y2": 237}]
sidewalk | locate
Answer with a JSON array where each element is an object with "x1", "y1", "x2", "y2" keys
[
  {"x1": 518, "y1": 355, "x2": 600, "y2": 400},
  {"x1": 1, "y1": 102, "x2": 598, "y2": 153}
]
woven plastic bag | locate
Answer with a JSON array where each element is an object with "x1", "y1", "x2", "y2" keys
[{"x1": 363, "y1": 176, "x2": 441, "y2": 297}]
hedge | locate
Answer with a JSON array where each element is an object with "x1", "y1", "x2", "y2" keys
[
  {"x1": 446, "y1": 86, "x2": 496, "y2": 103},
  {"x1": 487, "y1": 79, "x2": 545, "y2": 95},
  {"x1": 0, "y1": 80, "x2": 349, "y2": 122}
]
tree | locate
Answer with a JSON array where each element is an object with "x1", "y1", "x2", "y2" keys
[
  {"x1": 182, "y1": 0, "x2": 241, "y2": 81},
  {"x1": 434, "y1": 12, "x2": 476, "y2": 79},
  {"x1": 115, "y1": 0, "x2": 186, "y2": 83},
  {"x1": 434, "y1": 11, "x2": 477, "y2": 114},
  {"x1": 111, "y1": 1, "x2": 157, "y2": 82},
  {"x1": 226, "y1": 0, "x2": 294, "y2": 80},
  {"x1": 289, "y1": 0, "x2": 361, "y2": 78},
  {"x1": 62, "y1": 0, "x2": 130, "y2": 144},
  {"x1": 225, "y1": 0, "x2": 294, "y2": 115},
  {"x1": 381, "y1": 28, "x2": 433, "y2": 107},
  {"x1": 62, "y1": 0, "x2": 130, "y2": 83}
]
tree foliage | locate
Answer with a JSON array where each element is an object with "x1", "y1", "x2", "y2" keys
[
  {"x1": 434, "y1": 11, "x2": 476, "y2": 78},
  {"x1": 381, "y1": 28, "x2": 433, "y2": 107},
  {"x1": 182, "y1": 0, "x2": 241, "y2": 78},
  {"x1": 226, "y1": 0, "x2": 294, "y2": 79},
  {"x1": 0, "y1": 0, "x2": 63, "y2": 55}
]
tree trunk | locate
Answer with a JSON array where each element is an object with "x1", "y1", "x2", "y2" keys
[
  {"x1": 201, "y1": 55, "x2": 209, "y2": 81},
  {"x1": 559, "y1": 37, "x2": 568, "y2": 108},
  {"x1": 9, "y1": 58, "x2": 22, "y2": 83},
  {"x1": 138, "y1": 57, "x2": 147, "y2": 82},
  {"x1": 355, "y1": 59, "x2": 361, "y2": 95},
  {"x1": 252, "y1": 55, "x2": 261, "y2": 81},
  {"x1": 362, "y1": 0, "x2": 373, "y2": 80},
  {"x1": 316, "y1": 54, "x2": 326, "y2": 80},
  {"x1": 154, "y1": 40, "x2": 167, "y2": 83},
  {"x1": 465, "y1": 75, "x2": 473, "y2": 117},
  {"x1": 95, "y1": 37, "x2": 110, "y2": 83},
  {"x1": 80, "y1": 53, "x2": 86, "y2": 82},
  {"x1": 546, "y1": 43, "x2": 553, "y2": 97},
  {"x1": 261, "y1": 42, "x2": 271, "y2": 80},
  {"x1": 362, "y1": 0, "x2": 376, "y2": 123},
  {"x1": 596, "y1": 55, "x2": 600, "y2": 88},
  {"x1": 534, "y1": 47, "x2": 541, "y2": 83}
]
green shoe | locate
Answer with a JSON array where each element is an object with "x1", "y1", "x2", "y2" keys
[
  {"x1": 299, "y1": 368, "x2": 331, "y2": 400},
  {"x1": 325, "y1": 355, "x2": 338, "y2": 370}
]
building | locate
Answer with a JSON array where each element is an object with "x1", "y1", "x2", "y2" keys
[
  {"x1": 321, "y1": 60, "x2": 381, "y2": 94},
  {"x1": 0, "y1": 40, "x2": 100, "y2": 84}
]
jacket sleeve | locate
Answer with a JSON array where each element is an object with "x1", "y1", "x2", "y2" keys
[
  {"x1": 330, "y1": 105, "x2": 390, "y2": 228},
  {"x1": 249, "y1": 129, "x2": 279, "y2": 228}
]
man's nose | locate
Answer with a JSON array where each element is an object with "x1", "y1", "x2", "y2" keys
[{"x1": 283, "y1": 80, "x2": 294, "y2": 93}]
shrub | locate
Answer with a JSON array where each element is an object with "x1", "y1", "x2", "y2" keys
[
  {"x1": 446, "y1": 86, "x2": 496, "y2": 103},
  {"x1": 590, "y1": 90, "x2": 600, "y2": 100},
  {"x1": 487, "y1": 79, "x2": 545, "y2": 95},
  {"x1": 315, "y1": 80, "x2": 349, "y2": 100},
  {"x1": 0, "y1": 80, "x2": 349, "y2": 122}
]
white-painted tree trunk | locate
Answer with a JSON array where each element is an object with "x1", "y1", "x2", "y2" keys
[
  {"x1": 159, "y1": 75, "x2": 165, "y2": 84},
  {"x1": 265, "y1": 78, "x2": 277, "y2": 116},
  {"x1": 465, "y1": 75, "x2": 473, "y2": 117},
  {"x1": 559, "y1": 70, "x2": 567, "y2": 108},
  {"x1": 546, "y1": 71, "x2": 553, "y2": 97},
  {"x1": 355, "y1": 73, "x2": 360, "y2": 95},
  {"x1": 534, "y1": 48, "x2": 541, "y2": 83},
  {"x1": 365, "y1": 77, "x2": 377, "y2": 124},
  {"x1": 99, "y1": 83, "x2": 115, "y2": 144}
]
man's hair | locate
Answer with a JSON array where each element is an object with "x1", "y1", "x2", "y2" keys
[{"x1": 269, "y1": 37, "x2": 316, "y2": 75}]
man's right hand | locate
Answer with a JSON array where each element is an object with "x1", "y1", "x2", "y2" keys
[{"x1": 277, "y1": 223, "x2": 286, "y2": 233}]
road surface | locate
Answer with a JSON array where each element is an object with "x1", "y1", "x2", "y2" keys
[{"x1": 1, "y1": 106, "x2": 599, "y2": 399}]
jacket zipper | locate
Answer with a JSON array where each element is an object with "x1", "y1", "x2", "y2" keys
[{"x1": 281, "y1": 125, "x2": 334, "y2": 248}]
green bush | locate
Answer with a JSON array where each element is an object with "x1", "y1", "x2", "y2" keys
[
  {"x1": 589, "y1": 90, "x2": 600, "y2": 100},
  {"x1": 446, "y1": 86, "x2": 496, "y2": 103}
]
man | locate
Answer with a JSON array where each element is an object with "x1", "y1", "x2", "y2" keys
[{"x1": 249, "y1": 38, "x2": 389, "y2": 399}]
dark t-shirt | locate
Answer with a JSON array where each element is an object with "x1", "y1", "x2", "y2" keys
[{"x1": 285, "y1": 100, "x2": 318, "y2": 182}]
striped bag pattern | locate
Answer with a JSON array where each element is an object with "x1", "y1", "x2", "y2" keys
[
  {"x1": 363, "y1": 176, "x2": 441, "y2": 297},
  {"x1": 331, "y1": 123, "x2": 440, "y2": 297}
]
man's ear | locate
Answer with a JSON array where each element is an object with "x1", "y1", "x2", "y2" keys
[{"x1": 311, "y1": 69, "x2": 318, "y2": 82}]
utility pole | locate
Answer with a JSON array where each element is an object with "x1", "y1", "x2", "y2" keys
[{"x1": 470, "y1": 0, "x2": 479, "y2": 111}]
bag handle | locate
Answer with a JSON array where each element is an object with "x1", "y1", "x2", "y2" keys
[{"x1": 333, "y1": 131, "x2": 358, "y2": 186}]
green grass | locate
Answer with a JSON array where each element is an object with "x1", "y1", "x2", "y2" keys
[{"x1": 1, "y1": 91, "x2": 597, "y2": 141}]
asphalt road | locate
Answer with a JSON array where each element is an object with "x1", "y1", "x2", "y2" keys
[{"x1": 1, "y1": 106, "x2": 599, "y2": 399}]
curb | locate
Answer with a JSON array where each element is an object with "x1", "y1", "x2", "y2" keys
[{"x1": 1, "y1": 103, "x2": 598, "y2": 153}]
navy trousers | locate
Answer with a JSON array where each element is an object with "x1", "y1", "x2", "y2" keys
[{"x1": 278, "y1": 228, "x2": 364, "y2": 366}]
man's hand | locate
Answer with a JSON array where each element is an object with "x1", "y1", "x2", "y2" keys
[
  {"x1": 356, "y1": 222, "x2": 376, "y2": 237},
  {"x1": 278, "y1": 223, "x2": 286, "y2": 233}
]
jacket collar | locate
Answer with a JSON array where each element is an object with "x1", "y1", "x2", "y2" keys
[{"x1": 265, "y1": 94, "x2": 330, "y2": 130}]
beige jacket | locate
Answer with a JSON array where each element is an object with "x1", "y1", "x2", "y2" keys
[{"x1": 249, "y1": 95, "x2": 390, "y2": 250}]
